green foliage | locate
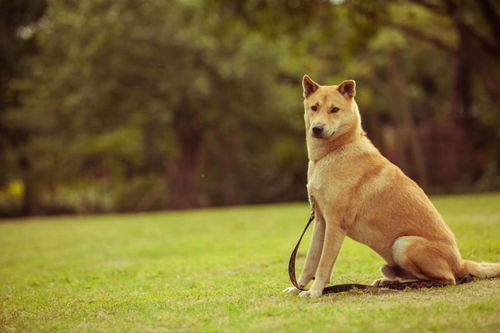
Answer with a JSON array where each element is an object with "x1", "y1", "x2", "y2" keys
[
  {"x1": 1, "y1": 0, "x2": 499, "y2": 215},
  {"x1": 1, "y1": 193, "x2": 499, "y2": 331},
  {"x1": 2, "y1": 0, "x2": 312, "y2": 213}
]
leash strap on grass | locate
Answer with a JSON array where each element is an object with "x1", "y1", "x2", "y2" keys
[
  {"x1": 288, "y1": 210, "x2": 315, "y2": 291},
  {"x1": 288, "y1": 212, "x2": 474, "y2": 295}
]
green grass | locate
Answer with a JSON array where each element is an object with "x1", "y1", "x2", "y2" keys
[{"x1": 1, "y1": 193, "x2": 499, "y2": 332}]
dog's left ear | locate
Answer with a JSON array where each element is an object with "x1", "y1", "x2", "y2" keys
[{"x1": 337, "y1": 80, "x2": 356, "y2": 99}]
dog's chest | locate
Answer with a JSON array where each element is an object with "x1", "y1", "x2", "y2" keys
[
  {"x1": 307, "y1": 172, "x2": 326, "y2": 197},
  {"x1": 307, "y1": 158, "x2": 350, "y2": 200}
]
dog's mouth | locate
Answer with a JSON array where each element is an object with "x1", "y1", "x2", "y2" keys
[{"x1": 312, "y1": 131, "x2": 335, "y2": 139}]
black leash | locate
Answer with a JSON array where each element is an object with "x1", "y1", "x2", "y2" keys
[
  {"x1": 288, "y1": 210, "x2": 315, "y2": 291},
  {"x1": 288, "y1": 211, "x2": 474, "y2": 295}
]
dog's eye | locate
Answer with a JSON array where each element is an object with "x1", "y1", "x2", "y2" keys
[
  {"x1": 330, "y1": 107, "x2": 340, "y2": 113},
  {"x1": 311, "y1": 105, "x2": 318, "y2": 111}
]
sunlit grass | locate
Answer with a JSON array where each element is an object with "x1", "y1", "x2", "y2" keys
[{"x1": 1, "y1": 193, "x2": 499, "y2": 332}]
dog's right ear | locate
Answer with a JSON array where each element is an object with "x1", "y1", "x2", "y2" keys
[{"x1": 303, "y1": 75, "x2": 320, "y2": 98}]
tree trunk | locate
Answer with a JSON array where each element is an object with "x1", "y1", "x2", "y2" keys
[
  {"x1": 19, "y1": 155, "x2": 34, "y2": 215},
  {"x1": 457, "y1": 23, "x2": 500, "y2": 108},
  {"x1": 442, "y1": 0, "x2": 500, "y2": 108},
  {"x1": 442, "y1": 28, "x2": 478, "y2": 188},
  {"x1": 388, "y1": 48, "x2": 429, "y2": 188},
  {"x1": 215, "y1": 121, "x2": 241, "y2": 206},
  {"x1": 168, "y1": 137, "x2": 204, "y2": 209},
  {"x1": 420, "y1": 33, "x2": 478, "y2": 191},
  {"x1": 167, "y1": 110, "x2": 205, "y2": 209}
]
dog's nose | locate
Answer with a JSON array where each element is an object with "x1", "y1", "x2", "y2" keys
[{"x1": 312, "y1": 125, "x2": 324, "y2": 136}]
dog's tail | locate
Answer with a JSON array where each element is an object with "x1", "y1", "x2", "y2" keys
[{"x1": 462, "y1": 260, "x2": 500, "y2": 278}]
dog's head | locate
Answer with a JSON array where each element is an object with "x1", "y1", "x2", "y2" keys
[{"x1": 302, "y1": 75, "x2": 360, "y2": 140}]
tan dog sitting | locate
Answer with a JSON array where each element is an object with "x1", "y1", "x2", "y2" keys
[{"x1": 284, "y1": 75, "x2": 500, "y2": 298}]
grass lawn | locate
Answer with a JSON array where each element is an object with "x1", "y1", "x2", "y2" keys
[{"x1": 1, "y1": 193, "x2": 499, "y2": 332}]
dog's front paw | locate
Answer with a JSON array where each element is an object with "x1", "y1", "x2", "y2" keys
[
  {"x1": 299, "y1": 289, "x2": 322, "y2": 298},
  {"x1": 282, "y1": 286, "x2": 301, "y2": 295}
]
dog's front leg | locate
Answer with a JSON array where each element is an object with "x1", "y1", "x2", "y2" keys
[
  {"x1": 299, "y1": 221, "x2": 346, "y2": 298},
  {"x1": 283, "y1": 211, "x2": 326, "y2": 295},
  {"x1": 298, "y1": 214, "x2": 325, "y2": 288}
]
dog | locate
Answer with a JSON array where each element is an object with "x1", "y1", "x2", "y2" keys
[{"x1": 283, "y1": 75, "x2": 500, "y2": 298}]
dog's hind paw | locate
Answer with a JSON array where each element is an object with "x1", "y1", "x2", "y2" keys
[
  {"x1": 299, "y1": 289, "x2": 322, "y2": 298},
  {"x1": 282, "y1": 286, "x2": 301, "y2": 295},
  {"x1": 372, "y1": 278, "x2": 393, "y2": 287}
]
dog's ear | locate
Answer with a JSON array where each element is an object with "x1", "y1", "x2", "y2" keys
[
  {"x1": 303, "y1": 75, "x2": 320, "y2": 98},
  {"x1": 337, "y1": 80, "x2": 356, "y2": 99}
]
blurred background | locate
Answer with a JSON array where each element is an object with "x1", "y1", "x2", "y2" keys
[{"x1": 0, "y1": 0, "x2": 499, "y2": 217}]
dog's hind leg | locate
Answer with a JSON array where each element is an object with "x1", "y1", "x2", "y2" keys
[
  {"x1": 372, "y1": 264, "x2": 419, "y2": 286},
  {"x1": 392, "y1": 236, "x2": 458, "y2": 285}
]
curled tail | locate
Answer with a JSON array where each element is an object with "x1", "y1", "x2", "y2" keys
[{"x1": 463, "y1": 260, "x2": 500, "y2": 278}]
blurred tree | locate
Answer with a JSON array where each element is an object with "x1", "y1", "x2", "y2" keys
[
  {"x1": 406, "y1": 0, "x2": 500, "y2": 107},
  {"x1": 217, "y1": 0, "x2": 500, "y2": 191},
  {"x1": 0, "y1": 0, "x2": 47, "y2": 215},
  {"x1": 11, "y1": 0, "x2": 306, "y2": 211},
  {"x1": 1, "y1": 0, "x2": 498, "y2": 216},
  {"x1": 376, "y1": 0, "x2": 499, "y2": 189}
]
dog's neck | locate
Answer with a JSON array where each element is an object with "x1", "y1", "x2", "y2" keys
[{"x1": 306, "y1": 124, "x2": 365, "y2": 162}]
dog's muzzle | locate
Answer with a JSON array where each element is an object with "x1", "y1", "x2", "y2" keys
[{"x1": 312, "y1": 125, "x2": 324, "y2": 138}]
